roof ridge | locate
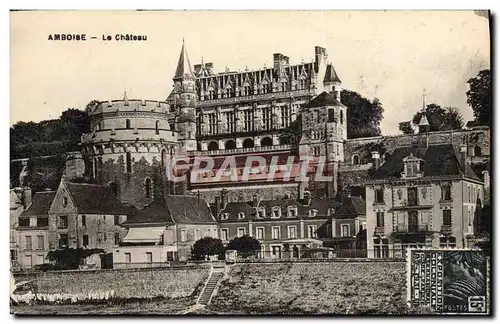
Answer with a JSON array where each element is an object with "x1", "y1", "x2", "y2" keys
[{"x1": 65, "y1": 182, "x2": 109, "y2": 187}]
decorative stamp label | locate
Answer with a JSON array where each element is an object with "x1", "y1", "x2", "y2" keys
[{"x1": 407, "y1": 248, "x2": 488, "y2": 314}]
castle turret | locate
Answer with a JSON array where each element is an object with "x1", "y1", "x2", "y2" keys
[{"x1": 173, "y1": 40, "x2": 197, "y2": 152}]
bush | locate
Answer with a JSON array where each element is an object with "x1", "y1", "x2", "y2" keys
[
  {"x1": 226, "y1": 235, "x2": 261, "y2": 259},
  {"x1": 46, "y1": 248, "x2": 105, "y2": 270},
  {"x1": 191, "y1": 237, "x2": 225, "y2": 260}
]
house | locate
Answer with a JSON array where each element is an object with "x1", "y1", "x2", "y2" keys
[
  {"x1": 365, "y1": 142, "x2": 486, "y2": 259},
  {"x1": 48, "y1": 178, "x2": 130, "y2": 252},
  {"x1": 10, "y1": 187, "x2": 29, "y2": 268},
  {"x1": 16, "y1": 190, "x2": 55, "y2": 269},
  {"x1": 114, "y1": 194, "x2": 218, "y2": 268},
  {"x1": 216, "y1": 192, "x2": 342, "y2": 259}
]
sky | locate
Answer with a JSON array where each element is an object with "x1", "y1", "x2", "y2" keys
[{"x1": 10, "y1": 10, "x2": 490, "y2": 135}]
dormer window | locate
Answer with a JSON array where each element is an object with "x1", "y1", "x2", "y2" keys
[
  {"x1": 328, "y1": 208, "x2": 336, "y2": 216},
  {"x1": 271, "y1": 207, "x2": 282, "y2": 219},
  {"x1": 287, "y1": 206, "x2": 297, "y2": 218},
  {"x1": 238, "y1": 212, "x2": 245, "y2": 220},
  {"x1": 220, "y1": 213, "x2": 229, "y2": 221},
  {"x1": 308, "y1": 209, "x2": 318, "y2": 218},
  {"x1": 255, "y1": 207, "x2": 266, "y2": 219},
  {"x1": 402, "y1": 153, "x2": 423, "y2": 179}
]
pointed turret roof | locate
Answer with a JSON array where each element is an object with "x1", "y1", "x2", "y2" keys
[
  {"x1": 173, "y1": 39, "x2": 195, "y2": 80},
  {"x1": 324, "y1": 64, "x2": 341, "y2": 83},
  {"x1": 304, "y1": 91, "x2": 345, "y2": 108}
]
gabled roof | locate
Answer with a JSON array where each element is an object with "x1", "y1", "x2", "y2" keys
[
  {"x1": 334, "y1": 196, "x2": 366, "y2": 218},
  {"x1": 173, "y1": 40, "x2": 195, "y2": 80},
  {"x1": 64, "y1": 182, "x2": 126, "y2": 215},
  {"x1": 126, "y1": 194, "x2": 216, "y2": 225},
  {"x1": 304, "y1": 91, "x2": 344, "y2": 108},
  {"x1": 370, "y1": 144, "x2": 481, "y2": 181},
  {"x1": 324, "y1": 64, "x2": 341, "y2": 83},
  {"x1": 21, "y1": 191, "x2": 56, "y2": 217}
]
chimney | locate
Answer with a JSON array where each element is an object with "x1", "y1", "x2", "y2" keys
[
  {"x1": 482, "y1": 170, "x2": 490, "y2": 190},
  {"x1": 194, "y1": 64, "x2": 202, "y2": 75},
  {"x1": 252, "y1": 194, "x2": 260, "y2": 207},
  {"x1": 371, "y1": 151, "x2": 381, "y2": 170},
  {"x1": 273, "y1": 53, "x2": 285, "y2": 70},
  {"x1": 221, "y1": 189, "x2": 228, "y2": 209},
  {"x1": 205, "y1": 62, "x2": 214, "y2": 74},
  {"x1": 314, "y1": 46, "x2": 327, "y2": 69},
  {"x1": 459, "y1": 144, "x2": 468, "y2": 171},
  {"x1": 22, "y1": 187, "x2": 32, "y2": 209}
]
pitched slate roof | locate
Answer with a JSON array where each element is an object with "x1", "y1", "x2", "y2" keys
[
  {"x1": 173, "y1": 40, "x2": 195, "y2": 80},
  {"x1": 304, "y1": 91, "x2": 344, "y2": 108},
  {"x1": 370, "y1": 144, "x2": 481, "y2": 181},
  {"x1": 217, "y1": 197, "x2": 341, "y2": 222},
  {"x1": 334, "y1": 196, "x2": 366, "y2": 219},
  {"x1": 324, "y1": 64, "x2": 341, "y2": 83},
  {"x1": 126, "y1": 194, "x2": 216, "y2": 225},
  {"x1": 64, "y1": 182, "x2": 126, "y2": 215},
  {"x1": 21, "y1": 191, "x2": 56, "y2": 216}
]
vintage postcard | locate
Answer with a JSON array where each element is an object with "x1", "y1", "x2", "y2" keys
[{"x1": 9, "y1": 10, "x2": 491, "y2": 315}]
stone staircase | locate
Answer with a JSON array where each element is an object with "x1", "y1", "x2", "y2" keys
[{"x1": 197, "y1": 264, "x2": 225, "y2": 306}]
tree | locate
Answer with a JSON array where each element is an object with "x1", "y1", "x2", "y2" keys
[
  {"x1": 191, "y1": 237, "x2": 225, "y2": 260},
  {"x1": 466, "y1": 69, "x2": 491, "y2": 126},
  {"x1": 279, "y1": 115, "x2": 301, "y2": 145},
  {"x1": 46, "y1": 247, "x2": 105, "y2": 270},
  {"x1": 341, "y1": 90, "x2": 384, "y2": 139},
  {"x1": 398, "y1": 121, "x2": 414, "y2": 135},
  {"x1": 398, "y1": 103, "x2": 464, "y2": 135},
  {"x1": 226, "y1": 235, "x2": 261, "y2": 258}
]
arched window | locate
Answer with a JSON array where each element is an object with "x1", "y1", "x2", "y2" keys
[
  {"x1": 126, "y1": 152, "x2": 132, "y2": 173},
  {"x1": 208, "y1": 141, "x2": 219, "y2": 151},
  {"x1": 474, "y1": 146, "x2": 481, "y2": 157},
  {"x1": 144, "y1": 178, "x2": 153, "y2": 199},
  {"x1": 242, "y1": 138, "x2": 254, "y2": 148},
  {"x1": 125, "y1": 119, "x2": 131, "y2": 129},
  {"x1": 225, "y1": 140, "x2": 236, "y2": 150},
  {"x1": 352, "y1": 155, "x2": 359, "y2": 165},
  {"x1": 155, "y1": 120, "x2": 160, "y2": 135},
  {"x1": 261, "y1": 137, "x2": 273, "y2": 147}
]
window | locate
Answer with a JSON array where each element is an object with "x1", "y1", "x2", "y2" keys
[
  {"x1": 145, "y1": 178, "x2": 153, "y2": 199},
  {"x1": 125, "y1": 253, "x2": 131, "y2": 263},
  {"x1": 308, "y1": 225, "x2": 317, "y2": 238},
  {"x1": 126, "y1": 152, "x2": 132, "y2": 173},
  {"x1": 325, "y1": 224, "x2": 332, "y2": 237},
  {"x1": 328, "y1": 109, "x2": 335, "y2": 123},
  {"x1": 155, "y1": 120, "x2": 160, "y2": 134},
  {"x1": 256, "y1": 227, "x2": 265, "y2": 240},
  {"x1": 114, "y1": 215, "x2": 120, "y2": 225},
  {"x1": 180, "y1": 229, "x2": 187, "y2": 242},
  {"x1": 37, "y1": 217, "x2": 48, "y2": 227},
  {"x1": 83, "y1": 235, "x2": 89, "y2": 247},
  {"x1": 208, "y1": 113, "x2": 217, "y2": 134},
  {"x1": 328, "y1": 208, "x2": 336, "y2": 216},
  {"x1": 10, "y1": 250, "x2": 17, "y2": 261},
  {"x1": 407, "y1": 187, "x2": 418, "y2": 206},
  {"x1": 25, "y1": 236, "x2": 32, "y2": 250},
  {"x1": 313, "y1": 146, "x2": 320, "y2": 156},
  {"x1": 166, "y1": 251, "x2": 175, "y2": 261},
  {"x1": 280, "y1": 81, "x2": 287, "y2": 92},
  {"x1": 336, "y1": 145, "x2": 340, "y2": 156},
  {"x1": 298, "y1": 78, "x2": 306, "y2": 90},
  {"x1": 440, "y1": 236, "x2": 456, "y2": 248},
  {"x1": 237, "y1": 227, "x2": 246, "y2": 237},
  {"x1": 194, "y1": 229, "x2": 200, "y2": 241},
  {"x1": 146, "y1": 252, "x2": 153, "y2": 263},
  {"x1": 376, "y1": 212, "x2": 385, "y2": 228},
  {"x1": 374, "y1": 188, "x2": 384, "y2": 204},
  {"x1": 308, "y1": 209, "x2": 318, "y2": 218},
  {"x1": 81, "y1": 215, "x2": 86, "y2": 227},
  {"x1": 238, "y1": 212, "x2": 245, "y2": 220},
  {"x1": 225, "y1": 111, "x2": 236, "y2": 133},
  {"x1": 262, "y1": 108, "x2": 272, "y2": 130},
  {"x1": 441, "y1": 184, "x2": 451, "y2": 201},
  {"x1": 58, "y1": 215, "x2": 68, "y2": 229},
  {"x1": 62, "y1": 197, "x2": 68, "y2": 207},
  {"x1": 59, "y1": 234, "x2": 68, "y2": 248},
  {"x1": 243, "y1": 110, "x2": 253, "y2": 131},
  {"x1": 271, "y1": 207, "x2": 281, "y2": 218},
  {"x1": 18, "y1": 218, "x2": 30, "y2": 227},
  {"x1": 281, "y1": 105, "x2": 291, "y2": 128},
  {"x1": 443, "y1": 210, "x2": 452, "y2": 226},
  {"x1": 220, "y1": 228, "x2": 228, "y2": 241},
  {"x1": 272, "y1": 226, "x2": 281, "y2": 240},
  {"x1": 468, "y1": 210, "x2": 472, "y2": 227},
  {"x1": 287, "y1": 206, "x2": 297, "y2": 218},
  {"x1": 256, "y1": 208, "x2": 266, "y2": 218},
  {"x1": 340, "y1": 110, "x2": 344, "y2": 124},
  {"x1": 220, "y1": 213, "x2": 229, "y2": 221},
  {"x1": 212, "y1": 228, "x2": 218, "y2": 239},
  {"x1": 352, "y1": 155, "x2": 359, "y2": 165},
  {"x1": 288, "y1": 226, "x2": 297, "y2": 239},
  {"x1": 104, "y1": 232, "x2": 107, "y2": 242},
  {"x1": 341, "y1": 224, "x2": 350, "y2": 237},
  {"x1": 125, "y1": 119, "x2": 131, "y2": 129}
]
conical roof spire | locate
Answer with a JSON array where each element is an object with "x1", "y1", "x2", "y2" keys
[{"x1": 173, "y1": 39, "x2": 194, "y2": 81}]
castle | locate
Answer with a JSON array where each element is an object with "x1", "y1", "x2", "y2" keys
[{"x1": 81, "y1": 41, "x2": 348, "y2": 208}]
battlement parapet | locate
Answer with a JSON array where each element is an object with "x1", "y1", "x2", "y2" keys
[{"x1": 89, "y1": 99, "x2": 170, "y2": 115}]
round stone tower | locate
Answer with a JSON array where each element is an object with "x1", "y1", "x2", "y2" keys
[{"x1": 81, "y1": 93, "x2": 178, "y2": 208}]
